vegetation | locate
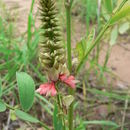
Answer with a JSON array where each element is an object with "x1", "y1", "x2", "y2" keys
[{"x1": 0, "y1": 0, "x2": 130, "y2": 130}]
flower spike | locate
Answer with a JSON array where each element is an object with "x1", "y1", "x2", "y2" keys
[{"x1": 39, "y1": 0, "x2": 66, "y2": 81}]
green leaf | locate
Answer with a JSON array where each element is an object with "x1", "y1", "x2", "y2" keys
[
  {"x1": 76, "y1": 29, "x2": 95, "y2": 62},
  {"x1": 119, "y1": 22, "x2": 130, "y2": 34},
  {"x1": 84, "y1": 120, "x2": 118, "y2": 127},
  {"x1": 15, "y1": 109, "x2": 39, "y2": 123},
  {"x1": 110, "y1": 25, "x2": 118, "y2": 46},
  {"x1": 63, "y1": 95, "x2": 74, "y2": 108},
  {"x1": 104, "y1": 0, "x2": 113, "y2": 14},
  {"x1": 10, "y1": 110, "x2": 17, "y2": 121},
  {"x1": 110, "y1": 5, "x2": 130, "y2": 25},
  {"x1": 0, "y1": 100, "x2": 6, "y2": 112},
  {"x1": 16, "y1": 72, "x2": 35, "y2": 111},
  {"x1": 76, "y1": 39, "x2": 86, "y2": 62}
]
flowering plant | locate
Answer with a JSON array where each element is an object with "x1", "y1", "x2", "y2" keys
[{"x1": 0, "y1": 0, "x2": 129, "y2": 130}]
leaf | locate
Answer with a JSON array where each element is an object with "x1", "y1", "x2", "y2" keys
[
  {"x1": 86, "y1": 29, "x2": 95, "y2": 52},
  {"x1": 15, "y1": 109, "x2": 39, "y2": 123},
  {"x1": 110, "y1": 5, "x2": 130, "y2": 25},
  {"x1": 119, "y1": 22, "x2": 130, "y2": 34},
  {"x1": 76, "y1": 39, "x2": 86, "y2": 62},
  {"x1": 83, "y1": 120, "x2": 118, "y2": 127},
  {"x1": 10, "y1": 110, "x2": 17, "y2": 121},
  {"x1": 104, "y1": 0, "x2": 113, "y2": 14},
  {"x1": 0, "y1": 100, "x2": 6, "y2": 112},
  {"x1": 110, "y1": 25, "x2": 118, "y2": 46},
  {"x1": 63, "y1": 95, "x2": 74, "y2": 108},
  {"x1": 53, "y1": 103, "x2": 62, "y2": 130},
  {"x1": 16, "y1": 72, "x2": 35, "y2": 111},
  {"x1": 76, "y1": 29, "x2": 95, "y2": 62}
]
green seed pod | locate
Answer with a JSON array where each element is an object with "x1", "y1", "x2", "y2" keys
[{"x1": 39, "y1": 0, "x2": 67, "y2": 81}]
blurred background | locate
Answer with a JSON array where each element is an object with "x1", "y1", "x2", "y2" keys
[{"x1": 0, "y1": 0, "x2": 130, "y2": 130}]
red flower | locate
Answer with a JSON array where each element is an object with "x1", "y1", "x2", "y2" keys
[{"x1": 36, "y1": 82, "x2": 57, "y2": 96}]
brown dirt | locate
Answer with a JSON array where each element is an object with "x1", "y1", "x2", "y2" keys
[{"x1": 3, "y1": 0, "x2": 130, "y2": 86}]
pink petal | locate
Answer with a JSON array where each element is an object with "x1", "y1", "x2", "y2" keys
[
  {"x1": 40, "y1": 84, "x2": 50, "y2": 95},
  {"x1": 50, "y1": 83, "x2": 57, "y2": 96},
  {"x1": 59, "y1": 74, "x2": 67, "y2": 81},
  {"x1": 36, "y1": 82, "x2": 57, "y2": 96},
  {"x1": 65, "y1": 79, "x2": 75, "y2": 88},
  {"x1": 59, "y1": 74, "x2": 76, "y2": 89}
]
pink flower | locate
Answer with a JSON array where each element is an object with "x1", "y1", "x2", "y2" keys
[
  {"x1": 36, "y1": 82, "x2": 57, "y2": 96},
  {"x1": 59, "y1": 74, "x2": 77, "y2": 89},
  {"x1": 36, "y1": 74, "x2": 78, "y2": 97}
]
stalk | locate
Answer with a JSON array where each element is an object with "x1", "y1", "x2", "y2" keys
[
  {"x1": 27, "y1": 0, "x2": 35, "y2": 50},
  {"x1": 96, "y1": 0, "x2": 101, "y2": 63},
  {"x1": 65, "y1": 0, "x2": 74, "y2": 130},
  {"x1": 65, "y1": 1, "x2": 72, "y2": 72},
  {"x1": 55, "y1": 84, "x2": 66, "y2": 130},
  {"x1": 103, "y1": 45, "x2": 112, "y2": 69}
]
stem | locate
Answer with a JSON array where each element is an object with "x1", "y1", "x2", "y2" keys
[
  {"x1": 39, "y1": 121, "x2": 51, "y2": 130},
  {"x1": 5, "y1": 103, "x2": 15, "y2": 110},
  {"x1": 116, "y1": 0, "x2": 128, "y2": 12},
  {"x1": 86, "y1": 0, "x2": 90, "y2": 36},
  {"x1": 56, "y1": 84, "x2": 66, "y2": 130},
  {"x1": 65, "y1": 1, "x2": 74, "y2": 130},
  {"x1": 103, "y1": 45, "x2": 112, "y2": 69},
  {"x1": 65, "y1": 1, "x2": 72, "y2": 72},
  {"x1": 27, "y1": 0, "x2": 35, "y2": 50},
  {"x1": 57, "y1": 94, "x2": 66, "y2": 130},
  {"x1": 96, "y1": 0, "x2": 101, "y2": 63},
  {"x1": 68, "y1": 95, "x2": 74, "y2": 130}
]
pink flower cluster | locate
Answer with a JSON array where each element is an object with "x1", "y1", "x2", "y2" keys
[{"x1": 36, "y1": 74, "x2": 77, "y2": 96}]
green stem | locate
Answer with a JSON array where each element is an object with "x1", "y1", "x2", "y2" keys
[
  {"x1": 57, "y1": 94, "x2": 66, "y2": 130},
  {"x1": 68, "y1": 94, "x2": 74, "y2": 130},
  {"x1": 96, "y1": 0, "x2": 101, "y2": 63},
  {"x1": 65, "y1": 1, "x2": 72, "y2": 72},
  {"x1": 5, "y1": 102, "x2": 15, "y2": 110},
  {"x1": 39, "y1": 121, "x2": 51, "y2": 130},
  {"x1": 65, "y1": 0, "x2": 74, "y2": 130},
  {"x1": 56, "y1": 84, "x2": 66, "y2": 130},
  {"x1": 27, "y1": 0, "x2": 35, "y2": 50},
  {"x1": 103, "y1": 45, "x2": 112, "y2": 69},
  {"x1": 116, "y1": 0, "x2": 128, "y2": 12}
]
